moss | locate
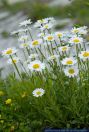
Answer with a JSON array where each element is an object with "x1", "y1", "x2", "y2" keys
[{"x1": 1, "y1": 31, "x2": 9, "y2": 38}]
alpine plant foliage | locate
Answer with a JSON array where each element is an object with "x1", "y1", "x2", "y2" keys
[{"x1": 0, "y1": 17, "x2": 89, "y2": 131}]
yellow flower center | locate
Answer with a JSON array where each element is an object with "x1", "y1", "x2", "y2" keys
[
  {"x1": 57, "y1": 33, "x2": 62, "y2": 37},
  {"x1": 66, "y1": 60, "x2": 73, "y2": 65},
  {"x1": 12, "y1": 59, "x2": 17, "y2": 63},
  {"x1": 36, "y1": 91, "x2": 41, "y2": 95},
  {"x1": 83, "y1": 52, "x2": 89, "y2": 57},
  {"x1": 41, "y1": 33, "x2": 44, "y2": 37},
  {"x1": 73, "y1": 29, "x2": 79, "y2": 33},
  {"x1": 48, "y1": 36, "x2": 53, "y2": 41},
  {"x1": 68, "y1": 69, "x2": 75, "y2": 74},
  {"x1": 6, "y1": 49, "x2": 13, "y2": 55},
  {"x1": 38, "y1": 20, "x2": 43, "y2": 23},
  {"x1": 51, "y1": 55, "x2": 55, "y2": 59},
  {"x1": 44, "y1": 25, "x2": 48, "y2": 28},
  {"x1": 23, "y1": 43, "x2": 28, "y2": 47},
  {"x1": 73, "y1": 38, "x2": 80, "y2": 43},
  {"x1": 21, "y1": 92, "x2": 27, "y2": 98},
  {"x1": 62, "y1": 47, "x2": 67, "y2": 51},
  {"x1": 32, "y1": 40, "x2": 39, "y2": 46},
  {"x1": 0, "y1": 91, "x2": 4, "y2": 96},
  {"x1": 33, "y1": 64, "x2": 40, "y2": 69}
]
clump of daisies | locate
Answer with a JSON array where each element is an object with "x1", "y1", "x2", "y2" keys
[
  {"x1": 1, "y1": 17, "x2": 89, "y2": 131},
  {"x1": 2, "y1": 17, "x2": 89, "y2": 98}
]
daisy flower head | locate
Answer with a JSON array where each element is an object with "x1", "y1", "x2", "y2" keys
[
  {"x1": 71, "y1": 27, "x2": 80, "y2": 34},
  {"x1": 61, "y1": 57, "x2": 77, "y2": 66},
  {"x1": 59, "y1": 46, "x2": 70, "y2": 52},
  {"x1": 45, "y1": 34, "x2": 54, "y2": 42},
  {"x1": 48, "y1": 55, "x2": 59, "y2": 61},
  {"x1": 34, "y1": 21, "x2": 41, "y2": 28},
  {"x1": 19, "y1": 19, "x2": 32, "y2": 27},
  {"x1": 30, "y1": 39, "x2": 42, "y2": 48},
  {"x1": 2, "y1": 48, "x2": 17, "y2": 56},
  {"x1": 32, "y1": 88, "x2": 45, "y2": 97},
  {"x1": 78, "y1": 26, "x2": 88, "y2": 35},
  {"x1": 44, "y1": 17, "x2": 55, "y2": 25},
  {"x1": 64, "y1": 67, "x2": 78, "y2": 78},
  {"x1": 7, "y1": 57, "x2": 19, "y2": 64},
  {"x1": 69, "y1": 36, "x2": 83, "y2": 44},
  {"x1": 28, "y1": 60, "x2": 45, "y2": 72},
  {"x1": 55, "y1": 32, "x2": 63, "y2": 38},
  {"x1": 79, "y1": 51, "x2": 89, "y2": 60},
  {"x1": 5, "y1": 99, "x2": 12, "y2": 105},
  {"x1": 38, "y1": 32, "x2": 45, "y2": 38},
  {"x1": 71, "y1": 26, "x2": 88, "y2": 35},
  {"x1": 34, "y1": 19, "x2": 48, "y2": 28},
  {"x1": 19, "y1": 35, "x2": 28, "y2": 42},
  {"x1": 29, "y1": 54, "x2": 38, "y2": 60},
  {"x1": 42, "y1": 23, "x2": 53, "y2": 30},
  {"x1": 11, "y1": 29, "x2": 28, "y2": 35},
  {"x1": 20, "y1": 43, "x2": 29, "y2": 48},
  {"x1": 0, "y1": 91, "x2": 4, "y2": 96},
  {"x1": 37, "y1": 19, "x2": 48, "y2": 24}
]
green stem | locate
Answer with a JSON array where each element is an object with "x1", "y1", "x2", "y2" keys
[{"x1": 10, "y1": 55, "x2": 22, "y2": 79}]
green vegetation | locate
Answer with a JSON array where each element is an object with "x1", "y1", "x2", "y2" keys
[
  {"x1": 1, "y1": 0, "x2": 89, "y2": 26},
  {"x1": 1, "y1": 31, "x2": 9, "y2": 38}
]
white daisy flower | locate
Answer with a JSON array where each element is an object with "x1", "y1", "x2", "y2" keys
[
  {"x1": 69, "y1": 36, "x2": 83, "y2": 44},
  {"x1": 2, "y1": 48, "x2": 17, "y2": 56},
  {"x1": 19, "y1": 19, "x2": 32, "y2": 27},
  {"x1": 38, "y1": 19, "x2": 48, "y2": 24},
  {"x1": 38, "y1": 32, "x2": 45, "y2": 38},
  {"x1": 71, "y1": 27, "x2": 80, "y2": 34},
  {"x1": 59, "y1": 46, "x2": 70, "y2": 52},
  {"x1": 34, "y1": 22, "x2": 41, "y2": 28},
  {"x1": 7, "y1": 57, "x2": 19, "y2": 64},
  {"x1": 61, "y1": 57, "x2": 77, "y2": 66},
  {"x1": 19, "y1": 35, "x2": 28, "y2": 42},
  {"x1": 32, "y1": 88, "x2": 45, "y2": 97},
  {"x1": 28, "y1": 60, "x2": 45, "y2": 71},
  {"x1": 71, "y1": 26, "x2": 88, "y2": 35},
  {"x1": 34, "y1": 19, "x2": 48, "y2": 28},
  {"x1": 48, "y1": 55, "x2": 59, "y2": 61},
  {"x1": 30, "y1": 39, "x2": 42, "y2": 48},
  {"x1": 55, "y1": 32, "x2": 63, "y2": 38},
  {"x1": 78, "y1": 26, "x2": 88, "y2": 35},
  {"x1": 11, "y1": 29, "x2": 28, "y2": 35},
  {"x1": 64, "y1": 67, "x2": 78, "y2": 77},
  {"x1": 42, "y1": 23, "x2": 53, "y2": 30},
  {"x1": 29, "y1": 54, "x2": 38, "y2": 60},
  {"x1": 45, "y1": 34, "x2": 54, "y2": 42},
  {"x1": 20, "y1": 43, "x2": 29, "y2": 48},
  {"x1": 44, "y1": 17, "x2": 55, "y2": 25},
  {"x1": 79, "y1": 51, "x2": 89, "y2": 60}
]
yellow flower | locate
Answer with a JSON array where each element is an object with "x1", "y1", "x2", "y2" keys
[
  {"x1": 0, "y1": 120, "x2": 4, "y2": 124},
  {"x1": 5, "y1": 99, "x2": 12, "y2": 105},
  {"x1": 0, "y1": 91, "x2": 4, "y2": 96},
  {"x1": 21, "y1": 92, "x2": 27, "y2": 98}
]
